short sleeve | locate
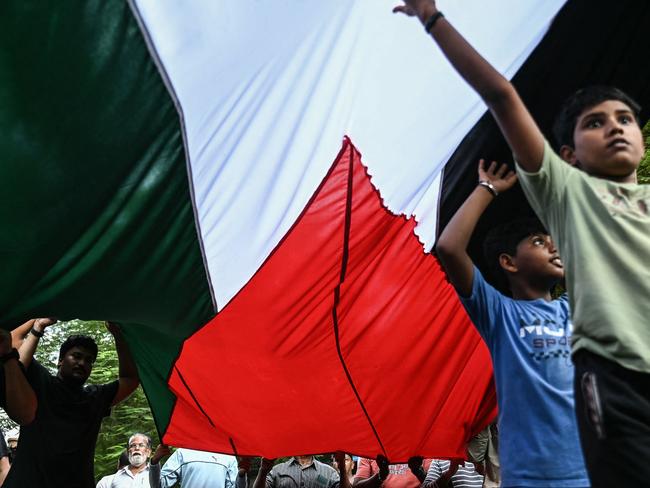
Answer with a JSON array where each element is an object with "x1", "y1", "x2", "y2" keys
[
  {"x1": 466, "y1": 427, "x2": 489, "y2": 463},
  {"x1": 86, "y1": 380, "x2": 120, "y2": 418},
  {"x1": 354, "y1": 458, "x2": 374, "y2": 481},
  {"x1": 159, "y1": 449, "x2": 183, "y2": 488},
  {"x1": 327, "y1": 468, "x2": 340, "y2": 488},
  {"x1": 25, "y1": 359, "x2": 51, "y2": 387},
  {"x1": 266, "y1": 468, "x2": 277, "y2": 488},
  {"x1": 458, "y1": 267, "x2": 505, "y2": 341},
  {"x1": 516, "y1": 140, "x2": 574, "y2": 231},
  {"x1": 422, "y1": 460, "x2": 443, "y2": 487},
  {"x1": 226, "y1": 456, "x2": 239, "y2": 488}
]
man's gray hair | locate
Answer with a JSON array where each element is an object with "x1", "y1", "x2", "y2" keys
[{"x1": 128, "y1": 432, "x2": 152, "y2": 449}]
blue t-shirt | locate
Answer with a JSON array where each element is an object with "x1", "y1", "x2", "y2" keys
[{"x1": 460, "y1": 267, "x2": 589, "y2": 488}]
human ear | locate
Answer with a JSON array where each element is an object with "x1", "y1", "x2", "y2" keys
[
  {"x1": 559, "y1": 145, "x2": 579, "y2": 166},
  {"x1": 499, "y1": 253, "x2": 517, "y2": 273}
]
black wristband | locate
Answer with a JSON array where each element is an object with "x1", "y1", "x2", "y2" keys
[
  {"x1": 0, "y1": 348, "x2": 19, "y2": 364},
  {"x1": 424, "y1": 11, "x2": 444, "y2": 33},
  {"x1": 30, "y1": 327, "x2": 45, "y2": 338}
]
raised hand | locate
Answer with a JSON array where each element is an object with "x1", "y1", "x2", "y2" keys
[
  {"x1": 333, "y1": 452, "x2": 346, "y2": 473},
  {"x1": 392, "y1": 0, "x2": 436, "y2": 18},
  {"x1": 260, "y1": 457, "x2": 276, "y2": 473},
  {"x1": 33, "y1": 318, "x2": 57, "y2": 331},
  {"x1": 105, "y1": 321, "x2": 121, "y2": 335},
  {"x1": 238, "y1": 456, "x2": 252, "y2": 475},
  {"x1": 478, "y1": 159, "x2": 518, "y2": 194},
  {"x1": 407, "y1": 456, "x2": 426, "y2": 482},
  {"x1": 151, "y1": 443, "x2": 172, "y2": 464}
]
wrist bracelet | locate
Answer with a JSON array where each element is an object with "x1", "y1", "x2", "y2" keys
[
  {"x1": 424, "y1": 11, "x2": 444, "y2": 33},
  {"x1": 30, "y1": 327, "x2": 45, "y2": 338},
  {"x1": 478, "y1": 180, "x2": 498, "y2": 197},
  {"x1": 0, "y1": 348, "x2": 19, "y2": 364}
]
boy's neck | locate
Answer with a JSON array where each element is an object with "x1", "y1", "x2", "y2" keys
[
  {"x1": 509, "y1": 279, "x2": 553, "y2": 302},
  {"x1": 592, "y1": 171, "x2": 637, "y2": 184}
]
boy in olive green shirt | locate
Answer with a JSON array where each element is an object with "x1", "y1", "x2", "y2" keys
[{"x1": 394, "y1": 1, "x2": 649, "y2": 487}]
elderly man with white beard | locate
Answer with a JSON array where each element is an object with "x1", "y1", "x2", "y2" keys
[{"x1": 110, "y1": 433, "x2": 154, "y2": 487}]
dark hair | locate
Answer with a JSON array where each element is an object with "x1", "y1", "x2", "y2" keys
[
  {"x1": 58, "y1": 335, "x2": 98, "y2": 361},
  {"x1": 482, "y1": 218, "x2": 548, "y2": 291},
  {"x1": 118, "y1": 449, "x2": 130, "y2": 468},
  {"x1": 552, "y1": 85, "x2": 641, "y2": 149}
]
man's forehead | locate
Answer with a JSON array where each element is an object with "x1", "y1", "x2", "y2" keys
[
  {"x1": 68, "y1": 345, "x2": 93, "y2": 354},
  {"x1": 130, "y1": 434, "x2": 150, "y2": 446},
  {"x1": 66, "y1": 346, "x2": 95, "y2": 359}
]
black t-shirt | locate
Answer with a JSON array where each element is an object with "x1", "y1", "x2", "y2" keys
[
  {"x1": 0, "y1": 358, "x2": 28, "y2": 410},
  {"x1": 3, "y1": 361, "x2": 118, "y2": 488}
]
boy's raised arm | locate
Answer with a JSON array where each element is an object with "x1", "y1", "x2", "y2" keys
[
  {"x1": 436, "y1": 161, "x2": 516, "y2": 296},
  {"x1": 394, "y1": 0, "x2": 545, "y2": 172}
]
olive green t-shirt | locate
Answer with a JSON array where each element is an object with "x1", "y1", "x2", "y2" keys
[{"x1": 516, "y1": 141, "x2": 650, "y2": 373}]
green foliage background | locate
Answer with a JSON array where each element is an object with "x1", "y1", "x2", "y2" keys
[{"x1": 639, "y1": 120, "x2": 650, "y2": 184}]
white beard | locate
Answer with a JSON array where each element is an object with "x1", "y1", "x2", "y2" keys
[{"x1": 129, "y1": 453, "x2": 146, "y2": 467}]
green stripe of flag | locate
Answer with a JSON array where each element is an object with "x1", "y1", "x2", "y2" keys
[{"x1": 0, "y1": 1, "x2": 213, "y2": 433}]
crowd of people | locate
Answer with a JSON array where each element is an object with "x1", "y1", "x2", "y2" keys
[{"x1": 1, "y1": 0, "x2": 648, "y2": 487}]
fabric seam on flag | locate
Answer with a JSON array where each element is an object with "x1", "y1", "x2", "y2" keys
[
  {"x1": 127, "y1": 0, "x2": 218, "y2": 313},
  {"x1": 331, "y1": 141, "x2": 387, "y2": 458},
  {"x1": 174, "y1": 365, "x2": 218, "y2": 429}
]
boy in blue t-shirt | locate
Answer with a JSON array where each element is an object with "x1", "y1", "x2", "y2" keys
[{"x1": 436, "y1": 160, "x2": 589, "y2": 488}]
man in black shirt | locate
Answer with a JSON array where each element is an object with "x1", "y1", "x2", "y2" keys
[{"x1": 4, "y1": 320, "x2": 139, "y2": 488}]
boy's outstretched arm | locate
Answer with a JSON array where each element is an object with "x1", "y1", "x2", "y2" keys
[
  {"x1": 394, "y1": 0, "x2": 545, "y2": 171},
  {"x1": 436, "y1": 161, "x2": 516, "y2": 296}
]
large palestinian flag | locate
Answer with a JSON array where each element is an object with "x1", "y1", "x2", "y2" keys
[{"x1": 2, "y1": 0, "x2": 649, "y2": 461}]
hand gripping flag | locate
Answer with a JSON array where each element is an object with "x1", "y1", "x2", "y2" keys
[{"x1": 2, "y1": 0, "x2": 648, "y2": 460}]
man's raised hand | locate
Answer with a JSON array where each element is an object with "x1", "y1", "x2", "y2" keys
[
  {"x1": 151, "y1": 444, "x2": 172, "y2": 464},
  {"x1": 33, "y1": 318, "x2": 57, "y2": 331},
  {"x1": 105, "y1": 321, "x2": 121, "y2": 335},
  {"x1": 238, "y1": 456, "x2": 252, "y2": 476},
  {"x1": 260, "y1": 457, "x2": 276, "y2": 473}
]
